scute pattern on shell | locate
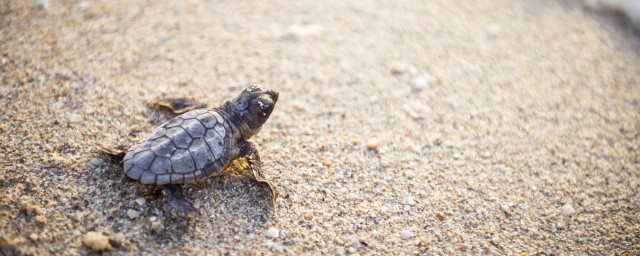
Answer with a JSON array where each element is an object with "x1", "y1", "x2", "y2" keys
[{"x1": 124, "y1": 108, "x2": 230, "y2": 185}]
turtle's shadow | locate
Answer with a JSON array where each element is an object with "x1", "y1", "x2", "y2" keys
[
  {"x1": 585, "y1": 4, "x2": 640, "y2": 39},
  {"x1": 151, "y1": 165, "x2": 276, "y2": 244},
  {"x1": 94, "y1": 154, "x2": 275, "y2": 244}
]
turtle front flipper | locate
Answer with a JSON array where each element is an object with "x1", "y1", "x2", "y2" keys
[
  {"x1": 152, "y1": 98, "x2": 208, "y2": 114},
  {"x1": 163, "y1": 184, "x2": 197, "y2": 218},
  {"x1": 239, "y1": 141, "x2": 277, "y2": 206}
]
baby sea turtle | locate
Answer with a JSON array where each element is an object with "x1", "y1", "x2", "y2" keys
[{"x1": 121, "y1": 85, "x2": 278, "y2": 217}]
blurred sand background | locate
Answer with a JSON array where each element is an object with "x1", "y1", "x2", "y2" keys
[{"x1": 1, "y1": 0, "x2": 639, "y2": 255}]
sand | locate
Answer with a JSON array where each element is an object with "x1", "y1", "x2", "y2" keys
[{"x1": 1, "y1": 0, "x2": 639, "y2": 255}]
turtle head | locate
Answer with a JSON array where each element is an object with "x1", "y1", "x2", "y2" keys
[{"x1": 231, "y1": 84, "x2": 279, "y2": 139}]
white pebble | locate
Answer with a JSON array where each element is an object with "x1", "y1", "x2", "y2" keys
[
  {"x1": 36, "y1": 0, "x2": 48, "y2": 8},
  {"x1": 412, "y1": 75, "x2": 433, "y2": 92},
  {"x1": 126, "y1": 209, "x2": 140, "y2": 219},
  {"x1": 487, "y1": 23, "x2": 500, "y2": 38},
  {"x1": 401, "y1": 229, "x2": 413, "y2": 240},
  {"x1": 561, "y1": 204, "x2": 575, "y2": 216},
  {"x1": 283, "y1": 24, "x2": 324, "y2": 40},
  {"x1": 403, "y1": 196, "x2": 416, "y2": 205},
  {"x1": 491, "y1": 236, "x2": 501, "y2": 245},
  {"x1": 266, "y1": 227, "x2": 279, "y2": 238},
  {"x1": 67, "y1": 113, "x2": 80, "y2": 122},
  {"x1": 407, "y1": 66, "x2": 418, "y2": 75},
  {"x1": 290, "y1": 24, "x2": 323, "y2": 36},
  {"x1": 134, "y1": 198, "x2": 146, "y2": 206}
]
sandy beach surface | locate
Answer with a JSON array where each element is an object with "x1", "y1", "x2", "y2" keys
[{"x1": 1, "y1": 0, "x2": 639, "y2": 255}]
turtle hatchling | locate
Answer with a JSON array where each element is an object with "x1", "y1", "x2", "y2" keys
[{"x1": 122, "y1": 84, "x2": 278, "y2": 217}]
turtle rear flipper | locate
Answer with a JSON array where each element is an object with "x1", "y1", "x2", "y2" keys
[
  {"x1": 152, "y1": 98, "x2": 208, "y2": 114},
  {"x1": 163, "y1": 184, "x2": 197, "y2": 219}
]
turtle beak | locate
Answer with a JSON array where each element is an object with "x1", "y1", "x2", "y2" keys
[{"x1": 267, "y1": 90, "x2": 279, "y2": 102}]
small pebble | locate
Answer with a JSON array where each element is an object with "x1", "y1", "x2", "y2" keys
[
  {"x1": 130, "y1": 125, "x2": 143, "y2": 133},
  {"x1": 36, "y1": 0, "x2": 48, "y2": 8},
  {"x1": 460, "y1": 243, "x2": 471, "y2": 251},
  {"x1": 322, "y1": 159, "x2": 334, "y2": 167},
  {"x1": 263, "y1": 241, "x2": 285, "y2": 253},
  {"x1": 283, "y1": 24, "x2": 324, "y2": 40},
  {"x1": 134, "y1": 198, "x2": 146, "y2": 206},
  {"x1": 19, "y1": 200, "x2": 44, "y2": 215},
  {"x1": 501, "y1": 204, "x2": 511, "y2": 215},
  {"x1": 290, "y1": 24, "x2": 324, "y2": 36},
  {"x1": 404, "y1": 102, "x2": 430, "y2": 119},
  {"x1": 67, "y1": 113, "x2": 80, "y2": 122},
  {"x1": 436, "y1": 212, "x2": 445, "y2": 220},
  {"x1": 401, "y1": 229, "x2": 413, "y2": 240},
  {"x1": 403, "y1": 196, "x2": 416, "y2": 205},
  {"x1": 412, "y1": 75, "x2": 433, "y2": 92},
  {"x1": 359, "y1": 237, "x2": 370, "y2": 246},
  {"x1": 366, "y1": 139, "x2": 380, "y2": 151},
  {"x1": 487, "y1": 23, "x2": 500, "y2": 38},
  {"x1": 561, "y1": 204, "x2": 575, "y2": 216},
  {"x1": 390, "y1": 64, "x2": 406, "y2": 75},
  {"x1": 34, "y1": 215, "x2": 48, "y2": 225},
  {"x1": 302, "y1": 211, "x2": 313, "y2": 220},
  {"x1": 126, "y1": 209, "x2": 140, "y2": 219},
  {"x1": 89, "y1": 158, "x2": 104, "y2": 167},
  {"x1": 151, "y1": 221, "x2": 164, "y2": 232},
  {"x1": 108, "y1": 233, "x2": 125, "y2": 248},
  {"x1": 419, "y1": 237, "x2": 430, "y2": 247},
  {"x1": 380, "y1": 157, "x2": 393, "y2": 168},
  {"x1": 266, "y1": 227, "x2": 279, "y2": 238},
  {"x1": 82, "y1": 232, "x2": 111, "y2": 251}
]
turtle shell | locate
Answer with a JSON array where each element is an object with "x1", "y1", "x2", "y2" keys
[{"x1": 123, "y1": 108, "x2": 232, "y2": 185}]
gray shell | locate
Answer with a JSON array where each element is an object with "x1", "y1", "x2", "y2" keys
[{"x1": 123, "y1": 108, "x2": 232, "y2": 185}]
